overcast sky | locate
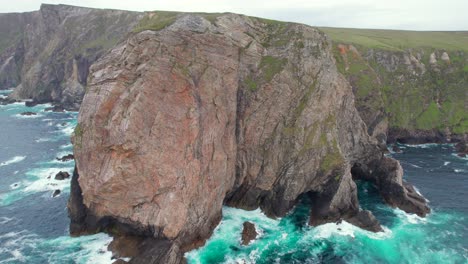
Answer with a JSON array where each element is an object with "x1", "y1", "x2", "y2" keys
[{"x1": 1, "y1": 0, "x2": 467, "y2": 30}]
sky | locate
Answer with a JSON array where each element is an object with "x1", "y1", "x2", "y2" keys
[{"x1": 1, "y1": 0, "x2": 467, "y2": 31}]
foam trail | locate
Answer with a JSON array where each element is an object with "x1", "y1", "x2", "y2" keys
[{"x1": 0, "y1": 156, "x2": 26, "y2": 167}]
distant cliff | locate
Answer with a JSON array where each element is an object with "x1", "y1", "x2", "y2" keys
[
  {"x1": 69, "y1": 13, "x2": 429, "y2": 263},
  {"x1": 0, "y1": 4, "x2": 142, "y2": 109},
  {"x1": 321, "y1": 28, "x2": 468, "y2": 144}
]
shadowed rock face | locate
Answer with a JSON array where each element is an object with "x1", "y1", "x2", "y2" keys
[
  {"x1": 70, "y1": 13, "x2": 429, "y2": 263},
  {"x1": 0, "y1": 4, "x2": 143, "y2": 109}
]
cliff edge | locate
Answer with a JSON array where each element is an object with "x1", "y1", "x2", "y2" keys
[{"x1": 69, "y1": 13, "x2": 429, "y2": 263}]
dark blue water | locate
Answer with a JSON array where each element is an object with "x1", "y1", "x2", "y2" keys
[
  {"x1": 0, "y1": 90, "x2": 115, "y2": 264},
  {"x1": 0, "y1": 89, "x2": 467, "y2": 263}
]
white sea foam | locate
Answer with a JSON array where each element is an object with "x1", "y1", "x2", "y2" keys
[
  {"x1": 393, "y1": 208, "x2": 427, "y2": 224},
  {"x1": 0, "y1": 216, "x2": 15, "y2": 225},
  {"x1": 0, "y1": 156, "x2": 26, "y2": 167},
  {"x1": 35, "y1": 137, "x2": 51, "y2": 142},
  {"x1": 444, "y1": 161, "x2": 451, "y2": 166},
  {"x1": 403, "y1": 143, "x2": 440, "y2": 149},
  {"x1": 23, "y1": 167, "x2": 73, "y2": 193}
]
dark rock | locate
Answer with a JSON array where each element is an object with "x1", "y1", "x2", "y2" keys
[
  {"x1": 371, "y1": 157, "x2": 430, "y2": 217},
  {"x1": 455, "y1": 141, "x2": 467, "y2": 156},
  {"x1": 112, "y1": 260, "x2": 128, "y2": 264},
  {"x1": 68, "y1": 166, "x2": 88, "y2": 235},
  {"x1": 20, "y1": 111, "x2": 36, "y2": 116},
  {"x1": 56, "y1": 154, "x2": 74, "y2": 162},
  {"x1": 392, "y1": 145, "x2": 402, "y2": 153},
  {"x1": 54, "y1": 171, "x2": 70, "y2": 180},
  {"x1": 25, "y1": 101, "x2": 39, "y2": 107},
  {"x1": 0, "y1": 97, "x2": 17, "y2": 105},
  {"x1": 108, "y1": 235, "x2": 143, "y2": 259},
  {"x1": 127, "y1": 238, "x2": 183, "y2": 264},
  {"x1": 241, "y1": 222, "x2": 258, "y2": 245},
  {"x1": 347, "y1": 210, "x2": 382, "y2": 232},
  {"x1": 387, "y1": 127, "x2": 460, "y2": 145},
  {"x1": 52, "y1": 189, "x2": 61, "y2": 197}
]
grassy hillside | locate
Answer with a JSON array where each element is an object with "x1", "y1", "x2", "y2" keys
[
  {"x1": 322, "y1": 27, "x2": 468, "y2": 137},
  {"x1": 320, "y1": 27, "x2": 468, "y2": 52}
]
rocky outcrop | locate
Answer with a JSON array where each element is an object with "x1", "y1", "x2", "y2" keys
[
  {"x1": 330, "y1": 42, "x2": 467, "y2": 146},
  {"x1": 0, "y1": 4, "x2": 143, "y2": 109},
  {"x1": 241, "y1": 222, "x2": 258, "y2": 245},
  {"x1": 70, "y1": 13, "x2": 429, "y2": 263},
  {"x1": 54, "y1": 171, "x2": 70, "y2": 180}
]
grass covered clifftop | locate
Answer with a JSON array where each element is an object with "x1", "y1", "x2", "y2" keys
[{"x1": 321, "y1": 27, "x2": 468, "y2": 140}]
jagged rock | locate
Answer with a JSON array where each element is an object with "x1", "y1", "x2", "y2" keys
[
  {"x1": 0, "y1": 4, "x2": 144, "y2": 109},
  {"x1": 52, "y1": 189, "x2": 61, "y2": 197},
  {"x1": 455, "y1": 141, "x2": 467, "y2": 156},
  {"x1": 0, "y1": 97, "x2": 17, "y2": 105},
  {"x1": 54, "y1": 171, "x2": 70, "y2": 180},
  {"x1": 69, "y1": 12, "x2": 430, "y2": 263},
  {"x1": 56, "y1": 154, "x2": 74, "y2": 162},
  {"x1": 25, "y1": 101, "x2": 39, "y2": 107},
  {"x1": 20, "y1": 111, "x2": 36, "y2": 116},
  {"x1": 347, "y1": 210, "x2": 382, "y2": 232},
  {"x1": 241, "y1": 222, "x2": 258, "y2": 245},
  {"x1": 108, "y1": 235, "x2": 143, "y2": 259}
]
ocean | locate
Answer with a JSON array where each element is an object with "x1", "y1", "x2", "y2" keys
[{"x1": 0, "y1": 89, "x2": 466, "y2": 263}]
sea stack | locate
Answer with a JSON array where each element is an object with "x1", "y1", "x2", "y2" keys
[{"x1": 69, "y1": 13, "x2": 429, "y2": 263}]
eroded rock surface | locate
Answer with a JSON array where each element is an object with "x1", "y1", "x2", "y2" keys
[
  {"x1": 70, "y1": 13, "x2": 430, "y2": 263},
  {"x1": 0, "y1": 4, "x2": 143, "y2": 109}
]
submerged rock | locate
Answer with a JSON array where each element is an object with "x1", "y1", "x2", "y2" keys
[
  {"x1": 241, "y1": 222, "x2": 258, "y2": 245},
  {"x1": 56, "y1": 154, "x2": 74, "y2": 162},
  {"x1": 54, "y1": 171, "x2": 70, "y2": 180},
  {"x1": 52, "y1": 189, "x2": 61, "y2": 197},
  {"x1": 455, "y1": 141, "x2": 467, "y2": 157},
  {"x1": 20, "y1": 111, "x2": 36, "y2": 116}
]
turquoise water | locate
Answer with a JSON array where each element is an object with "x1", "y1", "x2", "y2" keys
[
  {"x1": 186, "y1": 145, "x2": 468, "y2": 264},
  {"x1": 1, "y1": 88, "x2": 467, "y2": 263}
]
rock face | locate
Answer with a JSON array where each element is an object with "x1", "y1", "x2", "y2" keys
[
  {"x1": 0, "y1": 4, "x2": 143, "y2": 109},
  {"x1": 241, "y1": 222, "x2": 258, "y2": 245},
  {"x1": 70, "y1": 13, "x2": 430, "y2": 263},
  {"x1": 329, "y1": 42, "x2": 467, "y2": 146}
]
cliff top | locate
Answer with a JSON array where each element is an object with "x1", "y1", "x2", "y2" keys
[{"x1": 320, "y1": 27, "x2": 468, "y2": 52}]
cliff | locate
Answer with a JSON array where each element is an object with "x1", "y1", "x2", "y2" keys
[
  {"x1": 69, "y1": 13, "x2": 429, "y2": 263},
  {"x1": 0, "y1": 4, "x2": 142, "y2": 109},
  {"x1": 321, "y1": 28, "x2": 468, "y2": 144}
]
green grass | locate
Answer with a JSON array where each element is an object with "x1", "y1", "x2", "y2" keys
[
  {"x1": 133, "y1": 11, "x2": 180, "y2": 32},
  {"x1": 320, "y1": 27, "x2": 468, "y2": 52},
  {"x1": 259, "y1": 56, "x2": 287, "y2": 82}
]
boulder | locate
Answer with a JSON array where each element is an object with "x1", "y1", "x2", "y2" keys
[
  {"x1": 241, "y1": 222, "x2": 258, "y2": 245},
  {"x1": 56, "y1": 154, "x2": 74, "y2": 162},
  {"x1": 52, "y1": 189, "x2": 61, "y2": 197},
  {"x1": 54, "y1": 171, "x2": 70, "y2": 180},
  {"x1": 20, "y1": 111, "x2": 36, "y2": 116}
]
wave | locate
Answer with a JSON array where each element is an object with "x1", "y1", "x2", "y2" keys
[
  {"x1": 0, "y1": 156, "x2": 26, "y2": 167},
  {"x1": 0, "y1": 231, "x2": 115, "y2": 264}
]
